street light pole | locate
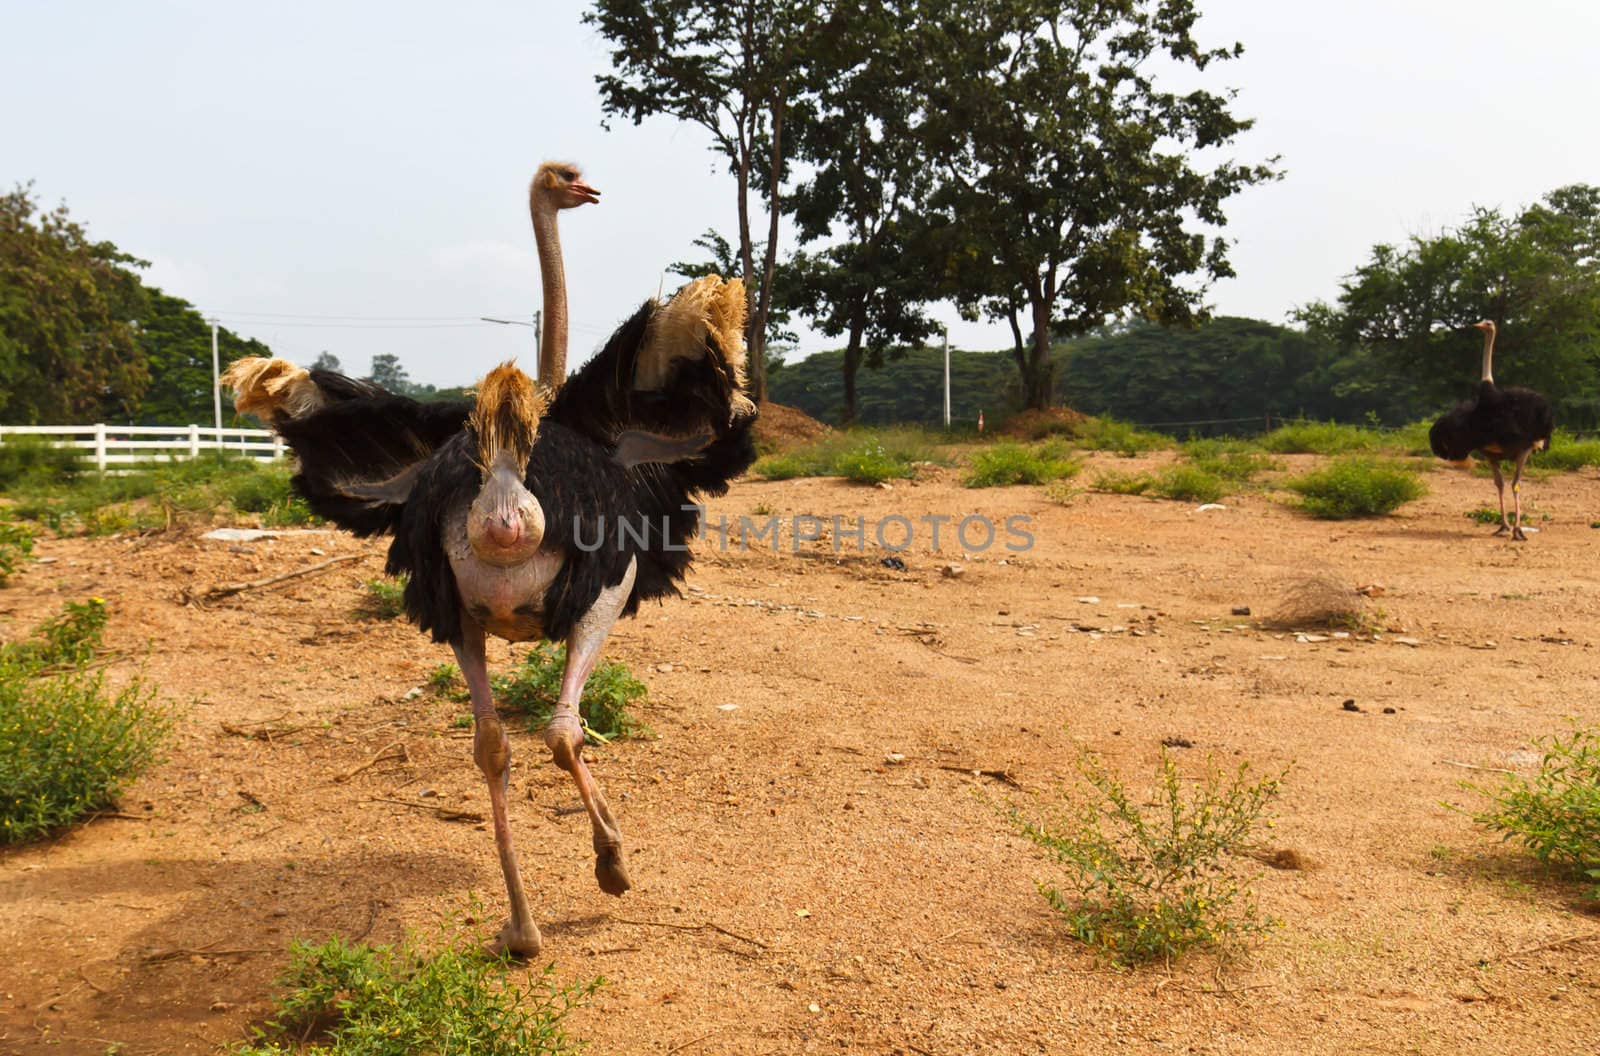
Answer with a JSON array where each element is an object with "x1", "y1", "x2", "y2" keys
[
  {"x1": 209, "y1": 317, "x2": 222, "y2": 435},
  {"x1": 942, "y1": 326, "x2": 951, "y2": 429}
]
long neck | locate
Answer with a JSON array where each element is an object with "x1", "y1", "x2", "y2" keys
[
  {"x1": 1480, "y1": 327, "x2": 1495, "y2": 384},
  {"x1": 530, "y1": 197, "x2": 567, "y2": 389}
]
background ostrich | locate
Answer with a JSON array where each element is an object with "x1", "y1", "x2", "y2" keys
[
  {"x1": 1428, "y1": 319, "x2": 1553, "y2": 540},
  {"x1": 223, "y1": 163, "x2": 757, "y2": 957}
]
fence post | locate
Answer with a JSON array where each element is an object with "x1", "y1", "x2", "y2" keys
[
  {"x1": 273, "y1": 435, "x2": 285, "y2": 459},
  {"x1": 95, "y1": 423, "x2": 107, "y2": 471},
  {"x1": 189, "y1": 424, "x2": 200, "y2": 457}
]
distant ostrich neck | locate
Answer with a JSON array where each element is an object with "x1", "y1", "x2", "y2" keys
[
  {"x1": 530, "y1": 192, "x2": 568, "y2": 389},
  {"x1": 1480, "y1": 325, "x2": 1496, "y2": 384}
]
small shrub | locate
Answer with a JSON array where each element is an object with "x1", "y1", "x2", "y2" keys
[
  {"x1": 237, "y1": 933, "x2": 599, "y2": 1055},
  {"x1": 1466, "y1": 725, "x2": 1600, "y2": 899},
  {"x1": 1, "y1": 600, "x2": 169, "y2": 844},
  {"x1": 493, "y1": 642, "x2": 648, "y2": 740},
  {"x1": 1287, "y1": 457, "x2": 1426, "y2": 518},
  {"x1": 1071, "y1": 417, "x2": 1171, "y2": 456},
  {"x1": 965, "y1": 441, "x2": 1081, "y2": 488},
  {"x1": 752, "y1": 428, "x2": 941, "y2": 484},
  {"x1": 0, "y1": 520, "x2": 35, "y2": 584},
  {"x1": 1010, "y1": 750, "x2": 1283, "y2": 965},
  {"x1": 1387, "y1": 420, "x2": 1436, "y2": 457},
  {"x1": 1091, "y1": 470, "x2": 1154, "y2": 495},
  {"x1": 1266, "y1": 574, "x2": 1376, "y2": 633},
  {"x1": 357, "y1": 577, "x2": 407, "y2": 620},
  {"x1": 1150, "y1": 465, "x2": 1225, "y2": 504},
  {"x1": 1180, "y1": 439, "x2": 1277, "y2": 483},
  {"x1": 1258, "y1": 420, "x2": 1384, "y2": 455}
]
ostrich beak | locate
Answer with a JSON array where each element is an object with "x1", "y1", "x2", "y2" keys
[{"x1": 570, "y1": 179, "x2": 601, "y2": 205}]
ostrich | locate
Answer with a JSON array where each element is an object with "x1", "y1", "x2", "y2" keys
[
  {"x1": 1428, "y1": 319, "x2": 1553, "y2": 540},
  {"x1": 222, "y1": 162, "x2": 757, "y2": 957}
]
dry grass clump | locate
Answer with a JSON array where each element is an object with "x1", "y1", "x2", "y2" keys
[{"x1": 1264, "y1": 573, "x2": 1376, "y2": 633}]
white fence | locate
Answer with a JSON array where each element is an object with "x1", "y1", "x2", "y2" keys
[{"x1": 0, "y1": 424, "x2": 285, "y2": 471}]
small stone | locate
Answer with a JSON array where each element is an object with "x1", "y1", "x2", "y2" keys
[
  {"x1": 1382, "y1": 707, "x2": 1396, "y2": 714},
  {"x1": 808, "y1": 1002, "x2": 822, "y2": 1013},
  {"x1": 884, "y1": 752, "x2": 906, "y2": 764},
  {"x1": 1342, "y1": 699, "x2": 1362, "y2": 712},
  {"x1": 717, "y1": 704, "x2": 739, "y2": 712},
  {"x1": 419, "y1": 788, "x2": 437, "y2": 798},
  {"x1": 942, "y1": 563, "x2": 965, "y2": 579},
  {"x1": 795, "y1": 908, "x2": 811, "y2": 918},
  {"x1": 1393, "y1": 637, "x2": 1421, "y2": 647},
  {"x1": 658, "y1": 663, "x2": 675, "y2": 673},
  {"x1": 1077, "y1": 596, "x2": 1100, "y2": 605},
  {"x1": 1231, "y1": 606, "x2": 1251, "y2": 616},
  {"x1": 402, "y1": 687, "x2": 424, "y2": 701}
]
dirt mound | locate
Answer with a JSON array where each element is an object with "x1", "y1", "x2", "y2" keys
[
  {"x1": 752, "y1": 400, "x2": 829, "y2": 451},
  {"x1": 1000, "y1": 405, "x2": 1087, "y2": 439}
]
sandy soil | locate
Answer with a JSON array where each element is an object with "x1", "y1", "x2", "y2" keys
[{"x1": 2, "y1": 454, "x2": 1598, "y2": 1055}]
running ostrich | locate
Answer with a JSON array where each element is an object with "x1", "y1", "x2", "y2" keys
[
  {"x1": 223, "y1": 162, "x2": 757, "y2": 957},
  {"x1": 1429, "y1": 319, "x2": 1553, "y2": 540}
]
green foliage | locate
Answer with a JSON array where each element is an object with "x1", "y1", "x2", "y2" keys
[
  {"x1": 767, "y1": 344, "x2": 1013, "y2": 428},
  {"x1": 425, "y1": 663, "x2": 467, "y2": 702},
  {"x1": 0, "y1": 434, "x2": 85, "y2": 489},
  {"x1": 1010, "y1": 750, "x2": 1282, "y2": 965},
  {"x1": 1, "y1": 599, "x2": 169, "y2": 844},
  {"x1": 1150, "y1": 465, "x2": 1225, "y2": 504},
  {"x1": 964, "y1": 442, "x2": 1080, "y2": 488},
  {"x1": 0, "y1": 518, "x2": 34, "y2": 584},
  {"x1": 1387, "y1": 420, "x2": 1437, "y2": 457},
  {"x1": 1287, "y1": 457, "x2": 1426, "y2": 519},
  {"x1": 134, "y1": 289, "x2": 273, "y2": 426},
  {"x1": 4, "y1": 453, "x2": 320, "y2": 535},
  {"x1": 493, "y1": 643, "x2": 647, "y2": 741},
  {"x1": 1466, "y1": 507, "x2": 1504, "y2": 526},
  {"x1": 1257, "y1": 420, "x2": 1385, "y2": 455},
  {"x1": 358, "y1": 577, "x2": 407, "y2": 621},
  {"x1": 1537, "y1": 430, "x2": 1600, "y2": 471},
  {"x1": 1070, "y1": 417, "x2": 1172, "y2": 456},
  {"x1": 1180, "y1": 439, "x2": 1278, "y2": 483},
  {"x1": 1091, "y1": 470, "x2": 1154, "y2": 496},
  {"x1": 753, "y1": 428, "x2": 938, "y2": 484},
  {"x1": 1466, "y1": 726, "x2": 1600, "y2": 899},
  {"x1": 236, "y1": 933, "x2": 599, "y2": 1055}
]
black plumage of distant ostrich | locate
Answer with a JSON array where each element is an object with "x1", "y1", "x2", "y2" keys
[
  {"x1": 1428, "y1": 319, "x2": 1553, "y2": 540},
  {"x1": 222, "y1": 162, "x2": 757, "y2": 958}
]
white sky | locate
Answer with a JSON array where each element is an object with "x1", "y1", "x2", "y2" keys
[{"x1": 5, "y1": 0, "x2": 1597, "y2": 385}]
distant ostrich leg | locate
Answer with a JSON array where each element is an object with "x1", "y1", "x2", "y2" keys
[
  {"x1": 1428, "y1": 319, "x2": 1554, "y2": 541},
  {"x1": 529, "y1": 162, "x2": 599, "y2": 389}
]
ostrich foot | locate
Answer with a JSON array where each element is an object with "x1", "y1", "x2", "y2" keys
[
  {"x1": 1492, "y1": 524, "x2": 1510, "y2": 536},
  {"x1": 1512, "y1": 526, "x2": 1529, "y2": 541},
  {"x1": 492, "y1": 917, "x2": 543, "y2": 960},
  {"x1": 596, "y1": 844, "x2": 633, "y2": 896}
]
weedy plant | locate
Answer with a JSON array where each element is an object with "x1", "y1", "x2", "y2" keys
[
  {"x1": 235, "y1": 931, "x2": 600, "y2": 1055},
  {"x1": 357, "y1": 577, "x2": 408, "y2": 620},
  {"x1": 0, "y1": 599, "x2": 170, "y2": 844},
  {"x1": 753, "y1": 428, "x2": 942, "y2": 485},
  {"x1": 493, "y1": 642, "x2": 648, "y2": 741},
  {"x1": 0, "y1": 519, "x2": 35, "y2": 584},
  {"x1": 964, "y1": 441, "x2": 1081, "y2": 488},
  {"x1": 1070, "y1": 417, "x2": 1171, "y2": 456},
  {"x1": 1009, "y1": 750, "x2": 1283, "y2": 966},
  {"x1": 1180, "y1": 439, "x2": 1278, "y2": 484},
  {"x1": 1464, "y1": 725, "x2": 1600, "y2": 900},
  {"x1": 1256, "y1": 420, "x2": 1385, "y2": 455},
  {"x1": 1537, "y1": 430, "x2": 1600, "y2": 472},
  {"x1": 1286, "y1": 457, "x2": 1426, "y2": 518}
]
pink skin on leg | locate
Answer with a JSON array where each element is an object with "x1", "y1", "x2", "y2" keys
[
  {"x1": 544, "y1": 560, "x2": 636, "y2": 896},
  {"x1": 1488, "y1": 458, "x2": 1510, "y2": 536},
  {"x1": 453, "y1": 616, "x2": 542, "y2": 958},
  {"x1": 1511, "y1": 450, "x2": 1531, "y2": 541}
]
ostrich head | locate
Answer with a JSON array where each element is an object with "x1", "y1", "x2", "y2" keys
[
  {"x1": 532, "y1": 162, "x2": 600, "y2": 210},
  {"x1": 466, "y1": 362, "x2": 547, "y2": 564},
  {"x1": 1473, "y1": 319, "x2": 1497, "y2": 335}
]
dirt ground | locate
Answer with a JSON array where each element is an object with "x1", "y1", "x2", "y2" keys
[{"x1": 2, "y1": 453, "x2": 1598, "y2": 1055}]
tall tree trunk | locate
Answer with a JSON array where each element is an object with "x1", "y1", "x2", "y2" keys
[
  {"x1": 1024, "y1": 290, "x2": 1055, "y2": 411},
  {"x1": 841, "y1": 320, "x2": 865, "y2": 426},
  {"x1": 750, "y1": 103, "x2": 786, "y2": 405},
  {"x1": 734, "y1": 134, "x2": 760, "y2": 400}
]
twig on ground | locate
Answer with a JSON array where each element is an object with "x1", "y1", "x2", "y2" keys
[
  {"x1": 201, "y1": 553, "x2": 361, "y2": 600},
  {"x1": 337, "y1": 741, "x2": 410, "y2": 783},
  {"x1": 1499, "y1": 933, "x2": 1600, "y2": 960},
  {"x1": 84, "y1": 810, "x2": 151, "y2": 822},
  {"x1": 1440, "y1": 759, "x2": 1517, "y2": 775},
  {"x1": 366, "y1": 796, "x2": 483, "y2": 823},
  {"x1": 667, "y1": 1031, "x2": 720, "y2": 1054},
  {"x1": 610, "y1": 916, "x2": 768, "y2": 950},
  {"x1": 142, "y1": 946, "x2": 270, "y2": 964},
  {"x1": 936, "y1": 765, "x2": 1024, "y2": 790}
]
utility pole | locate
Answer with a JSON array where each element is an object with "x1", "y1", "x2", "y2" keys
[
  {"x1": 480, "y1": 312, "x2": 541, "y2": 364},
  {"x1": 209, "y1": 317, "x2": 222, "y2": 436},
  {"x1": 942, "y1": 326, "x2": 951, "y2": 429}
]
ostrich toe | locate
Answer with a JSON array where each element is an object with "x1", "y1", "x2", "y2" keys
[
  {"x1": 1512, "y1": 526, "x2": 1529, "y2": 541},
  {"x1": 492, "y1": 918, "x2": 543, "y2": 960},
  {"x1": 595, "y1": 845, "x2": 633, "y2": 896}
]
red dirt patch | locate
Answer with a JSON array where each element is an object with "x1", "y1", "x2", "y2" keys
[
  {"x1": 1000, "y1": 405, "x2": 1088, "y2": 438},
  {"x1": 752, "y1": 400, "x2": 828, "y2": 451}
]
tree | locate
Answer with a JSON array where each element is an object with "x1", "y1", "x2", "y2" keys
[
  {"x1": 585, "y1": 0, "x2": 820, "y2": 402},
  {"x1": 920, "y1": 0, "x2": 1279, "y2": 409},
  {"x1": 311, "y1": 351, "x2": 342, "y2": 373},
  {"x1": 132, "y1": 288, "x2": 273, "y2": 425},
  {"x1": 783, "y1": 0, "x2": 940, "y2": 425},
  {"x1": 1302, "y1": 185, "x2": 1600, "y2": 425},
  {"x1": 0, "y1": 185, "x2": 149, "y2": 423},
  {"x1": 367, "y1": 352, "x2": 412, "y2": 394},
  {"x1": 670, "y1": 228, "x2": 795, "y2": 383}
]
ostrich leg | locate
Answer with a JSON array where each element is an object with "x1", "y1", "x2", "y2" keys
[
  {"x1": 1510, "y1": 450, "x2": 1531, "y2": 541},
  {"x1": 545, "y1": 560, "x2": 637, "y2": 897},
  {"x1": 1488, "y1": 457, "x2": 1511, "y2": 536},
  {"x1": 453, "y1": 616, "x2": 542, "y2": 958}
]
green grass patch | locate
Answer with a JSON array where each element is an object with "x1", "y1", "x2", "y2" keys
[
  {"x1": 752, "y1": 427, "x2": 943, "y2": 485},
  {"x1": 1070, "y1": 417, "x2": 1172, "y2": 456},
  {"x1": 1150, "y1": 465, "x2": 1225, "y2": 504},
  {"x1": 0, "y1": 519, "x2": 35, "y2": 584},
  {"x1": 1, "y1": 599, "x2": 170, "y2": 844},
  {"x1": 1536, "y1": 430, "x2": 1600, "y2": 472},
  {"x1": 1179, "y1": 439, "x2": 1278, "y2": 483},
  {"x1": 237, "y1": 932, "x2": 599, "y2": 1055},
  {"x1": 1387, "y1": 420, "x2": 1436, "y2": 457},
  {"x1": 493, "y1": 642, "x2": 648, "y2": 741},
  {"x1": 1257, "y1": 420, "x2": 1385, "y2": 455},
  {"x1": 426, "y1": 663, "x2": 468, "y2": 702},
  {"x1": 1286, "y1": 457, "x2": 1426, "y2": 519},
  {"x1": 964, "y1": 441, "x2": 1081, "y2": 488},
  {"x1": 1090, "y1": 470, "x2": 1155, "y2": 496},
  {"x1": 1009, "y1": 750, "x2": 1283, "y2": 966},
  {"x1": 0, "y1": 435, "x2": 86, "y2": 490},
  {"x1": 357, "y1": 577, "x2": 407, "y2": 620},
  {"x1": 1464, "y1": 725, "x2": 1600, "y2": 900}
]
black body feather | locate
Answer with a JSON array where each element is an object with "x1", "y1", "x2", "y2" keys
[
  {"x1": 1429, "y1": 380, "x2": 1553, "y2": 462},
  {"x1": 268, "y1": 299, "x2": 756, "y2": 647}
]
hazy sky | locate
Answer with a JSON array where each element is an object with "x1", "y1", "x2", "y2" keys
[{"x1": 6, "y1": 0, "x2": 1597, "y2": 385}]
